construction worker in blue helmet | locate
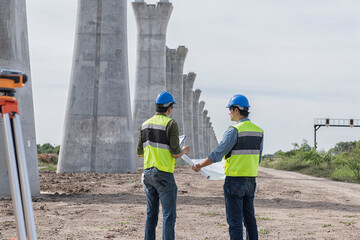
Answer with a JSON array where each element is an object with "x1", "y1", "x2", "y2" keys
[
  {"x1": 192, "y1": 94, "x2": 263, "y2": 240},
  {"x1": 137, "y1": 91, "x2": 190, "y2": 240}
]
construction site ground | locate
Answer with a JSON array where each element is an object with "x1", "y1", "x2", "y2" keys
[{"x1": 1, "y1": 166, "x2": 360, "y2": 239}]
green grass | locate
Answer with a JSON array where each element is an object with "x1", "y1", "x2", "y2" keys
[
  {"x1": 298, "y1": 165, "x2": 332, "y2": 178},
  {"x1": 257, "y1": 216, "x2": 274, "y2": 221},
  {"x1": 339, "y1": 221, "x2": 356, "y2": 226},
  {"x1": 38, "y1": 161, "x2": 57, "y2": 171},
  {"x1": 259, "y1": 229, "x2": 269, "y2": 234},
  {"x1": 200, "y1": 212, "x2": 219, "y2": 216},
  {"x1": 116, "y1": 221, "x2": 129, "y2": 225},
  {"x1": 126, "y1": 179, "x2": 137, "y2": 183},
  {"x1": 100, "y1": 226, "x2": 110, "y2": 230},
  {"x1": 331, "y1": 166, "x2": 357, "y2": 182},
  {"x1": 262, "y1": 157, "x2": 360, "y2": 184},
  {"x1": 322, "y1": 224, "x2": 331, "y2": 228}
]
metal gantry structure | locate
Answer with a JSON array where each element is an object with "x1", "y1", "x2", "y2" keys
[{"x1": 314, "y1": 118, "x2": 360, "y2": 149}]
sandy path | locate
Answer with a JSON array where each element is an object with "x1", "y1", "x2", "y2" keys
[{"x1": 255, "y1": 167, "x2": 360, "y2": 240}]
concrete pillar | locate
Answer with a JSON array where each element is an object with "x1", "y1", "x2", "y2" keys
[
  {"x1": 0, "y1": 0, "x2": 39, "y2": 197},
  {"x1": 210, "y1": 126, "x2": 218, "y2": 151},
  {"x1": 202, "y1": 110, "x2": 208, "y2": 156},
  {"x1": 208, "y1": 122, "x2": 212, "y2": 154},
  {"x1": 58, "y1": 0, "x2": 135, "y2": 173},
  {"x1": 205, "y1": 116, "x2": 211, "y2": 156},
  {"x1": 209, "y1": 122, "x2": 213, "y2": 152},
  {"x1": 166, "y1": 46, "x2": 188, "y2": 134},
  {"x1": 198, "y1": 101, "x2": 205, "y2": 158},
  {"x1": 132, "y1": 0, "x2": 173, "y2": 168},
  {"x1": 183, "y1": 73, "x2": 196, "y2": 158},
  {"x1": 192, "y1": 89, "x2": 201, "y2": 158}
]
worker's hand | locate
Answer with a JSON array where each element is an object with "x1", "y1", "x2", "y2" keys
[
  {"x1": 192, "y1": 163, "x2": 201, "y2": 172},
  {"x1": 181, "y1": 146, "x2": 190, "y2": 155}
]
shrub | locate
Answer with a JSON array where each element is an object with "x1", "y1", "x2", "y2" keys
[
  {"x1": 329, "y1": 141, "x2": 357, "y2": 155},
  {"x1": 262, "y1": 139, "x2": 360, "y2": 183},
  {"x1": 343, "y1": 148, "x2": 360, "y2": 181},
  {"x1": 38, "y1": 153, "x2": 58, "y2": 164}
]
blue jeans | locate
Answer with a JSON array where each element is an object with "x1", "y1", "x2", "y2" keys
[
  {"x1": 143, "y1": 167, "x2": 177, "y2": 240},
  {"x1": 224, "y1": 177, "x2": 258, "y2": 240}
]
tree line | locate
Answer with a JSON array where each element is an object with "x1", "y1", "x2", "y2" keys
[{"x1": 37, "y1": 143, "x2": 60, "y2": 155}]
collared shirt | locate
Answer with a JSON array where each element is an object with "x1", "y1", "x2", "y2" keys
[
  {"x1": 208, "y1": 118, "x2": 263, "y2": 163},
  {"x1": 137, "y1": 113, "x2": 181, "y2": 156}
]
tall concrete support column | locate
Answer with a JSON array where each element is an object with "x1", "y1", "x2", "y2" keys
[
  {"x1": 209, "y1": 120, "x2": 214, "y2": 154},
  {"x1": 198, "y1": 101, "x2": 205, "y2": 158},
  {"x1": 208, "y1": 122, "x2": 212, "y2": 153},
  {"x1": 58, "y1": 0, "x2": 135, "y2": 173},
  {"x1": 192, "y1": 89, "x2": 201, "y2": 158},
  {"x1": 210, "y1": 126, "x2": 218, "y2": 150},
  {"x1": 205, "y1": 116, "x2": 211, "y2": 155},
  {"x1": 166, "y1": 46, "x2": 188, "y2": 134},
  {"x1": 0, "y1": 0, "x2": 39, "y2": 196},
  {"x1": 132, "y1": 0, "x2": 173, "y2": 167},
  {"x1": 183, "y1": 73, "x2": 196, "y2": 158},
  {"x1": 202, "y1": 110, "x2": 208, "y2": 156}
]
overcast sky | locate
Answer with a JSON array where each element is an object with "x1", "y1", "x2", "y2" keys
[{"x1": 26, "y1": 0, "x2": 360, "y2": 154}]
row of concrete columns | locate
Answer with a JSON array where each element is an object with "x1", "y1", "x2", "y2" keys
[
  {"x1": 132, "y1": 0, "x2": 218, "y2": 166},
  {"x1": 181, "y1": 73, "x2": 218, "y2": 159},
  {"x1": 0, "y1": 0, "x2": 219, "y2": 196}
]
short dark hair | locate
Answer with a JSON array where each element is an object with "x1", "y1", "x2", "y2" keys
[
  {"x1": 230, "y1": 106, "x2": 249, "y2": 117},
  {"x1": 156, "y1": 103, "x2": 173, "y2": 113}
]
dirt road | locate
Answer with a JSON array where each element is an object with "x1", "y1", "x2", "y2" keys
[{"x1": 1, "y1": 166, "x2": 359, "y2": 239}]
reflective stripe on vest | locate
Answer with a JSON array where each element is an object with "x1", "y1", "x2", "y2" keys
[
  {"x1": 141, "y1": 115, "x2": 175, "y2": 173},
  {"x1": 224, "y1": 121, "x2": 263, "y2": 177}
]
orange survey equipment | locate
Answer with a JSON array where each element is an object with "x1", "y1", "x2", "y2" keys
[
  {"x1": 0, "y1": 68, "x2": 25, "y2": 118},
  {"x1": 0, "y1": 96, "x2": 19, "y2": 118},
  {"x1": 0, "y1": 68, "x2": 27, "y2": 96},
  {"x1": 0, "y1": 67, "x2": 37, "y2": 240}
]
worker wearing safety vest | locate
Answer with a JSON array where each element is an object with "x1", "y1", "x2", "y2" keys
[
  {"x1": 137, "y1": 91, "x2": 190, "y2": 240},
  {"x1": 192, "y1": 94, "x2": 263, "y2": 240}
]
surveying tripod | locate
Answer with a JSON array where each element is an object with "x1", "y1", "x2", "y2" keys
[{"x1": 0, "y1": 68, "x2": 37, "y2": 240}]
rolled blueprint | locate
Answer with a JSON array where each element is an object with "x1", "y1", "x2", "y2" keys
[{"x1": 181, "y1": 154, "x2": 225, "y2": 180}]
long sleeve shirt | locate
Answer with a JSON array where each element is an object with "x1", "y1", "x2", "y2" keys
[{"x1": 208, "y1": 118, "x2": 263, "y2": 163}]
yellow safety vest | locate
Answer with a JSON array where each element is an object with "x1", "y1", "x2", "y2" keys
[
  {"x1": 224, "y1": 120, "x2": 263, "y2": 177},
  {"x1": 141, "y1": 115, "x2": 175, "y2": 173}
]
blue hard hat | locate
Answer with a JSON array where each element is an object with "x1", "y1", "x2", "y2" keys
[
  {"x1": 226, "y1": 94, "x2": 250, "y2": 109},
  {"x1": 155, "y1": 91, "x2": 176, "y2": 106}
]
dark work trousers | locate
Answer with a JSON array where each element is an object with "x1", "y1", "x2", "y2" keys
[
  {"x1": 224, "y1": 176, "x2": 258, "y2": 240},
  {"x1": 143, "y1": 167, "x2": 177, "y2": 240}
]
